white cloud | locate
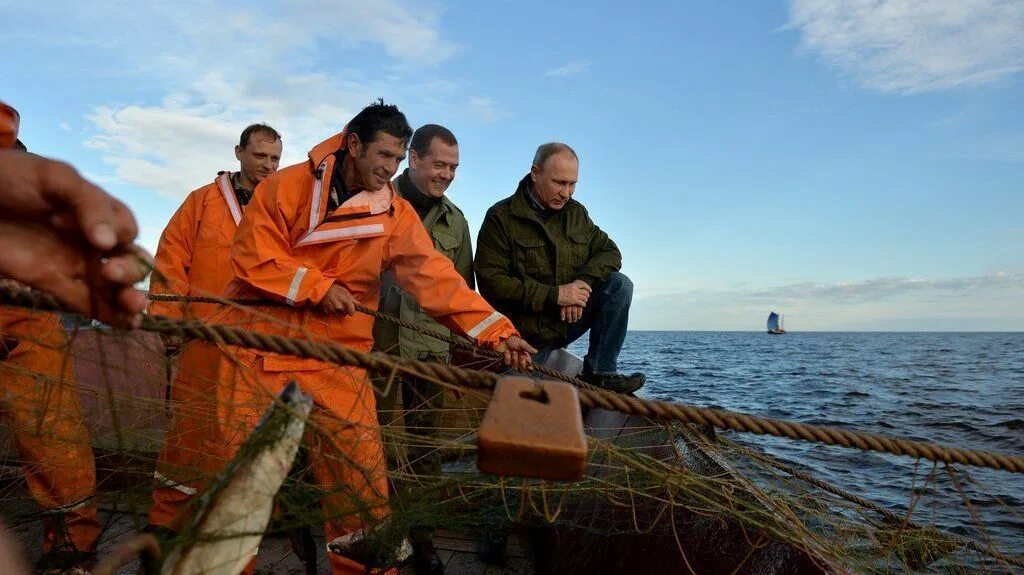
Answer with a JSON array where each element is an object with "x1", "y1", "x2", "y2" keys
[
  {"x1": 788, "y1": 0, "x2": 1024, "y2": 93},
  {"x1": 544, "y1": 59, "x2": 592, "y2": 78},
  {"x1": 47, "y1": 1, "x2": 463, "y2": 197},
  {"x1": 466, "y1": 96, "x2": 500, "y2": 123}
]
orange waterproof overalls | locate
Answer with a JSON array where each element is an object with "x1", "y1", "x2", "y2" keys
[
  {"x1": 147, "y1": 172, "x2": 249, "y2": 529},
  {"x1": 183, "y1": 132, "x2": 519, "y2": 574},
  {"x1": 0, "y1": 100, "x2": 100, "y2": 554}
]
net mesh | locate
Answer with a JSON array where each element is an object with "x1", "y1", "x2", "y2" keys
[{"x1": 0, "y1": 300, "x2": 1021, "y2": 574}]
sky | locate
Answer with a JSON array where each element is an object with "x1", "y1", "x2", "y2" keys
[{"x1": 2, "y1": 0, "x2": 1022, "y2": 331}]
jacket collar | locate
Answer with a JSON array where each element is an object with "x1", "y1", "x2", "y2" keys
[
  {"x1": 297, "y1": 131, "x2": 395, "y2": 247},
  {"x1": 214, "y1": 171, "x2": 243, "y2": 225},
  {"x1": 510, "y1": 174, "x2": 543, "y2": 221}
]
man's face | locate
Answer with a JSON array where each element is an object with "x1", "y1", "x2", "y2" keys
[
  {"x1": 530, "y1": 152, "x2": 578, "y2": 210},
  {"x1": 409, "y1": 138, "x2": 459, "y2": 198},
  {"x1": 235, "y1": 134, "x2": 282, "y2": 186},
  {"x1": 349, "y1": 131, "x2": 407, "y2": 191}
]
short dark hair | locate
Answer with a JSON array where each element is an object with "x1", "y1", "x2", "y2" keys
[
  {"x1": 13, "y1": 139, "x2": 27, "y2": 152},
  {"x1": 410, "y1": 124, "x2": 457, "y2": 157},
  {"x1": 239, "y1": 123, "x2": 281, "y2": 148},
  {"x1": 346, "y1": 99, "x2": 413, "y2": 147},
  {"x1": 532, "y1": 142, "x2": 578, "y2": 169}
]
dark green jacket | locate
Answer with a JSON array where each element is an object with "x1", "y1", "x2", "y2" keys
[
  {"x1": 372, "y1": 174, "x2": 474, "y2": 359},
  {"x1": 475, "y1": 175, "x2": 621, "y2": 346}
]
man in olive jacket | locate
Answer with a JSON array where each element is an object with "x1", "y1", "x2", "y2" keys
[
  {"x1": 476, "y1": 143, "x2": 644, "y2": 393},
  {"x1": 372, "y1": 124, "x2": 468, "y2": 575}
]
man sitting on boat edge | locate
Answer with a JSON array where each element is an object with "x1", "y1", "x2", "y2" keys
[{"x1": 475, "y1": 142, "x2": 644, "y2": 393}]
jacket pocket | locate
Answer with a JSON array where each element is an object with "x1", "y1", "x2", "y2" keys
[
  {"x1": 513, "y1": 236, "x2": 549, "y2": 276},
  {"x1": 433, "y1": 230, "x2": 460, "y2": 259},
  {"x1": 567, "y1": 230, "x2": 591, "y2": 272}
]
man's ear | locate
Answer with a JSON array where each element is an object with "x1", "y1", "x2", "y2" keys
[
  {"x1": 408, "y1": 149, "x2": 421, "y2": 170},
  {"x1": 234, "y1": 145, "x2": 243, "y2": 162},
  {"x1": 530, "y1": 163, "x2": 540, "y2": 183},
  {"x1": 347, "y1": 132, "x2": 362, "y2": 158}
]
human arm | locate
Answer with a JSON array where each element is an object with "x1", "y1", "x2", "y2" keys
[{"x1": 388, "y1": 204, "x2": 528, "y2": 355}]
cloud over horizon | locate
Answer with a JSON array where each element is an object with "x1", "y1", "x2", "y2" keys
[
  {"x1": 788, "y1": 0, "x2": 1024, "y2": 93},
  {"x1": 633, "y1": 271, "x2": 1024, "y2": 331}
]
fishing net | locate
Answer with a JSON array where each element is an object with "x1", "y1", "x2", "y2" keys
[{"x1": 1, "y1": 296, "x2": 1022, "y2": 574}]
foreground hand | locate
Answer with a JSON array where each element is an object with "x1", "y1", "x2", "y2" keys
[
  {"x1": 495, "y1": 336, "x2": 537, "y2": 372},
  {"x1": 319, "y1": 284, "x2": 357, "y2": 315},
  {"x1": 557, "y1": 279, "x2": 591, "y2": 307},
  {"x1": 0, "y1": 151, "x2": 149, "y2": 326},
  {"x1": 560, "y1": 304, "x2": 585, "y2": 323}
]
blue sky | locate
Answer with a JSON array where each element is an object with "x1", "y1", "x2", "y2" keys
[{"x1": 3, "y1": 0, "x2": 1022, "y2": 330}]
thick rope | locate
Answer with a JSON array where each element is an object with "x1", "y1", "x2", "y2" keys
[
  {"x1": 146, "y1": 292, "x2": 598, "y2": 390},
  {"x1": 3, "y1": 286, "x2": 1024, "y2": 474}
]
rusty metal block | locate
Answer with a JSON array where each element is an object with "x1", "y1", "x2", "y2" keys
[{"x1": 477, "y1": 376, "x2": 587, "y2": 481}]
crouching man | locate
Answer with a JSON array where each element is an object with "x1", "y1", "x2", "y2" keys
[{"x1": 475, "y1": 143, "x2": 644, "y2": 393}]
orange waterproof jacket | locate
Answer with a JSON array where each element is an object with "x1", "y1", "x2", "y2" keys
[
  {"x1": 225, "y1": 132, "x2": 518, "y2": 362},
  {"x1": 149, "y1": 172, "x2": 246, "y2": 319},
  {"x1": 0, "y1": 101, "x2": 17, "y2": 148}
]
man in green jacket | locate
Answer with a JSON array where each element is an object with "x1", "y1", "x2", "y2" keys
[
  {"x1": 476, "y1": 142, "x2": 644, "y2": 393},
  {"x1": 372, "y1": 124, "x2": 468, "y2": 575}
]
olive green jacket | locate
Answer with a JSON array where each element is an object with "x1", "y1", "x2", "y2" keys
[
  {"x1": 475, "y1": 175, "x2": 621, "y2": 346},
  {"x1": 372, "y1": 175, "x2": 474, "y2": 359}
]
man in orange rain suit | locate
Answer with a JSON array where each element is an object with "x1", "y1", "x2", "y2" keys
[
  {"x1": 147, "y1": 124, "x2": 282, "y2": 531},
  {"x1": 0, "y1": 101, "x2": 101, "y2": 573},
  {"x1": 180, "y1": 100, "x2": 536, "y2": 575}
]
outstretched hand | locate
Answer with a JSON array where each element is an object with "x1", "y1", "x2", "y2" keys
[
  {"x1": 0, "y1": 150, "x2": 150, "y2": 326},
  {"x1": 495, "y1": 336, "x2": 537, "y2": 372}
]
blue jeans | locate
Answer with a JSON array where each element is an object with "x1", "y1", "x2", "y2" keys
[{"x1": 533, "y1": 272, "x2": 633, "y2": 374}]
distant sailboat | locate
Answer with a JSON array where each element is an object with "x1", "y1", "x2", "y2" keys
[{"x1": 767, "y1": 312, "x2": 786, "y2": 335}]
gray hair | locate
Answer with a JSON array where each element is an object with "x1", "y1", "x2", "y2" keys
[{"x1": 532, "y1": 142, "x2": 578, "y2": 169}]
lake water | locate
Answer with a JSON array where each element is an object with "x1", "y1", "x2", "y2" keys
[{"x1": 569, "y1": 331, "x2": 1024, "y2": 553}]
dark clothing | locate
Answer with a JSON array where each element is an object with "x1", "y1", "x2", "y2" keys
[
  {"x1": 229, "y1": 172, "x2": 253, "y2": 207},
  {"x1": 327, "y1": 150, "x2": 357, "y2": 211},
  {"x1": 475, "y1": 174, "x2": 622, "y2": 347}
]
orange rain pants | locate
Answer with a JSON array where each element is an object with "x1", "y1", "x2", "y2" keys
[
  {"x1": 0, "y1": 309, "x2": 100, "y2": 554},
  {"x1": 152, "y1": 131, "x2": 519, "y2": 574},
  {"x1": 148, "y1": 172, "x2": 249, "y2": 529}
]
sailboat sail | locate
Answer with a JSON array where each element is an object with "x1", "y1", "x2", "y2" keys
[{"x1": 767, "y1": 312, "x2": 780, "y2": 332}]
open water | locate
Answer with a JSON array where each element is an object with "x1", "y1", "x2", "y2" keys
[{"x1": 569, "y1": 331, "x2": 1024, "y2": 554}]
